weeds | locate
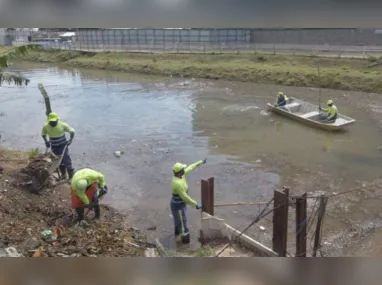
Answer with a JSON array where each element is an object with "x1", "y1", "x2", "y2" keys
[
  {"x1": 27, "y1": 148, "x2": 40, "y2": 159},
  {"x1": 21, "y1": 49, "x2": 382, "y2": 94},
  {"x1": 193, "y1": 246, "x2": 213, "y2": 257}
]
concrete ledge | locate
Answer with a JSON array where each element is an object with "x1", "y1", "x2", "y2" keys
[{"x1": 200, "y1": 212, "x2": 278, "y2": 257}]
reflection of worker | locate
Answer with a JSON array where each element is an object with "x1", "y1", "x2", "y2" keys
[
  {"x1": 41, "y1": 112, "x2": 75, "y2": 179},
  {"x1": 275, "y1": 92, "x2": 288, "y2": 107},
  {"x1": 322, "y1": 134, "x2": 333, "y2": 152},
  {"x1": 71, "y1": 168, "x2": 108, "y2": 221},
  {"x1": 319, "y1": 100, "x2": 338, "y2": 123},
  {"x1": 171, "y1": 159, "x2": 207, "y2": 244}
]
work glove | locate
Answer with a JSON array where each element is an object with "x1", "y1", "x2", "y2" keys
[
  {"x1": 202, "y1": 158, "x2": 207, "y2": 164},
  {"x1": 45, "y1": 141, "x2": 50, "y2": 148},
  {"x1": 99, "y1": 186, "x2": 108, "y2": 196},
  {"x1": 67, "y1": 139, "x2": 73, "y2": 146},
  {"x1": 196, "y1": 202, "x2": 201, "y2": 210}
]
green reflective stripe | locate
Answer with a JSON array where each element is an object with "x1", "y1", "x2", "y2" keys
[{"x1": 178, "y1": 210, "x2": 185, "y2": 236}]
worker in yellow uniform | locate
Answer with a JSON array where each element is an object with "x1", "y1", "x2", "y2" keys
[
  {"x1": 319, "y1": 100, "x2": 338, "y2": 123},
  {"x1": 275, "y1": 92, "x2": 289, "y2": 107},
  {"x1": 171, "y1": 158, "x2": 207, "y2": 244},
  {"x1": 41, "y1": 112, "x2": 75, "y2": 179},
  {"x1": 71, "y1": 168, "x2": 108, "y2": 221}
]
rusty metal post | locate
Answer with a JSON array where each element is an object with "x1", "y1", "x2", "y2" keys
[
  {"x1": 201, "y1": 179, "x2": 210, "y2": 214},
  {"x1": 199, "y1": 177, "x2": 215, "y2": 244},
  {"x1": 207, "y1": 177, "x2": 215, "y2": 216},
  {"x1": 272, "y1": 189, "x2": 289, "y2": 256},
  {"x1": 313, "y1": 195, "x2": 328, "y2": 257},
  {"x1": 296, "y1": 193, "x2": 307, "y2": 257},
  {"x1": 200, "y1": 178, "x2": 214, "y2": 215}
]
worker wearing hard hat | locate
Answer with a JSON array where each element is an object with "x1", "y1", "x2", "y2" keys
[
  {"x1": 275, "y1": 92, "x2": 289, "y2": 107},
  {"x1": 41, "y1": 112, "x2": 75, "y2": 179},
  {"x1": 71, "y1": 168, "x2": 108, "y2": 221},
  {"x1": 171, "y1": 158, "x2": 207, "y2": 244},
  {"x1": 319, "y1": 100, "x2": 338, "y2": 123}
]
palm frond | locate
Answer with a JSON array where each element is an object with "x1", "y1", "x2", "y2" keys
[
  {"x1": 0, "y1": 72, "x2": 30, "y2": 86},
  {"x1": 0, "y1": 44, "x2": 41, "y2": 69}
]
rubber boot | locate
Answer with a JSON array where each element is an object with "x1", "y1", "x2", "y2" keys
[
  {"x1": 59, "y1": 165, "x2": 67, "y2": 180},
  {"x1": 75, "y1": 208, "x2": 84, "y2": 221},
  {"x1": 180, "y1": 233, "x2": 190, "y2": 244},
  {"x1": 67, "y1": 168, "x2": 74, "y2": 179},
  {"x1": 94, "y1": 204, "x2": 101, "y2": 220}
]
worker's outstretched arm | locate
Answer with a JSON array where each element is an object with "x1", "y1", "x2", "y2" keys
[
  {"x1": 320, "y1": 107, "x2": 329, "y2": 112},
  {"x1": 184, "y1": 160, "x2": 203, "y2": 177},
  {"x1": 174, "y1": 182, "x2": 197, "y2": 207}
]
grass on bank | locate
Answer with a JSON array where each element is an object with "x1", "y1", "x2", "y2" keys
[{"x1": 20, "y1": 48, "x2": 382, "y2": 94}]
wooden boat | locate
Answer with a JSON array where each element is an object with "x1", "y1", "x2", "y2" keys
[{"x1": 267, "y1": 97, "x2": 355, "y2": 131}]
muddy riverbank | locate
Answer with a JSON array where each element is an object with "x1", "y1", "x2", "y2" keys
[
  {"x1": 0, "y1": 148, "x2": 149, "y2": 257},
  {"x1": 21, "y1": 49, "x2": 382, "y2": 94},
  {"x1": 2, "y1": 62, "x2": 382, "y2": 256}
]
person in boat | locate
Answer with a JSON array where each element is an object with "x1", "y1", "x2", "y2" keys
[
  {"x1": 274, "y1": 92, "x2": 289, "y2": 107},
  {"x1": 319, "y1": 100, "x2": 338, "y2": 123}
]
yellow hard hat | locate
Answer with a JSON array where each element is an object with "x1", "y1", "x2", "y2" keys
[
  {"x1": 173, "y1": 162, "x2": 187, "y2": 173},
  {"x1": 278, "y1": 92, "x2": 284, "y2": 96},
  {"x1": 47, "y1": 112, "x2": 59, "y2": 122},
  {"x1": 75, "y1": 179, "x2": 88, "y2": 192},
  {"x1": 327, "y1": 100, "x2": 333, "y2": 105}
]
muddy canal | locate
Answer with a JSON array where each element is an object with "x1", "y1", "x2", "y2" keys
[{"x1": 1, "y1": 62, "x2": 382, "y2": 255}]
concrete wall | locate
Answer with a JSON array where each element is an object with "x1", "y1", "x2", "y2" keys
[
  {"x1": 200, "y1": 212, "x2": 278, "y2": 257},
  {"x1": 251, "y1": 28, "x2": 382, "y2": 45}
]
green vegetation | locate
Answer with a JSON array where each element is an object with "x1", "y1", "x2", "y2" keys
[
  {"x1": 0, "y1": 45, "x2": 41, "y2": 86},
  {"x1": 21, "y1": 48, "x2": 382, "y2": 94},
  {"x1": 27, "y1": 148, "x2": 40, "y2": 159},
  {"x1": 193, "y1": 246, "x2": 214, "y2": 257}
]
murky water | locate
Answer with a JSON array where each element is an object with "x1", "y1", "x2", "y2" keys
[{"x1": 1, "y1": 62, "x2": 382, "y2": 252}]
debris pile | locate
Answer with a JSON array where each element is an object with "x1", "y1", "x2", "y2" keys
[
  {"x1": 12, "y1": 153, "x2": 57, "y2": 193},
  {"x1": 0, "y1": 149, "x2": 148, "y2": 257}
]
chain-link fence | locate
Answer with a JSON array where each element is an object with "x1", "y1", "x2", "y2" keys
[{"x1": 2, "y1": 28, "x2": 382, "y2": 58}]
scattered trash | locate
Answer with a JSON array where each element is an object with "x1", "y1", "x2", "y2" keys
[
  {"x1": 114, "y1": 151, "x2": 125, "y2": 157},
  {"x1": 0, "y1": 149, "x2": 146, "y2": 257},
  {"x1": 146, "y1": 226, "x2": 157, "y2": 231},
  {"x1": 79, "y1": 220, "x2": 90, "y2": 228},
  {"x1": 126, "y1": 242, "x2": 141, "y2": 248},
  {"x1": 259, "y1": 226, "x2": 266, "y2": 231},
  {"x1": 255, "y1": 159, "x2": 262, "y2": 164},
  {"x1": 4, "y1": 247, "x2": 22, "y2": 257},
  {"x1": 41, "y1": 230, "x2": 52, "y2": 240},
  {"x1": 32, "y1": 248, "x2": 43, "y2": 257}
]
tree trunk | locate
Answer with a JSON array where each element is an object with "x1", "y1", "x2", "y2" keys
[{"x1": 38, "y1": 83, "x2": 52, "y2": 117}]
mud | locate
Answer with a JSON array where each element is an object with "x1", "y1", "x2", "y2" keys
[
  {"x1": 0, "y1": 149, "x2": 147, "y2": 257},
  {"x1": 2, "y1": 61, "x2": 382, "y2": 256}
]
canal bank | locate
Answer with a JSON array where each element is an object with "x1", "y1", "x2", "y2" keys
[{"x1": 21, "y1": 49, "x2": 382, "y2": 94}]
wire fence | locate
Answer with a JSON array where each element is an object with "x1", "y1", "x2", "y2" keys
[{"x1": 3, "y1": 29, "x2": 382, "y2": 59}]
